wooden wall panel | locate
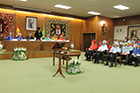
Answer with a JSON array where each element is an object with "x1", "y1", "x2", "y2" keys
[
  {"x1": 97, "y1": 16, "x2": 114, "y2": 43},
  {"x1": 83, "y1": 16, "x2": 114, "y2": 44},
  {"x1": 113, "y1": 15, "x2": 140, "y2": 26},
  {"x1": 84, "y1": 16, "x2": 97, "y2": 33}
]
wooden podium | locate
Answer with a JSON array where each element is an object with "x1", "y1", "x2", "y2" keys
[{"x1": 52, "y1": 43, "x2": 81, "y2": 78}]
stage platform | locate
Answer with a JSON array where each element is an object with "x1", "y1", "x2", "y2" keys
[{"x1": 0, "y1": 50, "x2": 80, "y2": 60}]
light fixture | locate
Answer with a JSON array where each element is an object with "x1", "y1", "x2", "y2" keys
[
  {"x1": 54, "y1": 4, "x2": 71, "y2": 9},
  {"x1": 87, "y1": 11, "x2": 101, "y2": 15},
  {"x1": 113, "y1": 5, "x2": 130, "y2": 10},
  {"x1": 43, "y1": 14, "x2": 54, "y2": 16},
  {"x1": 100, "y1": 21, "x2": 106, "y2": 26},
  {"x1": 16, "y1": 10, "x2": 30, "y2": 13},
  {"x1": 19, "y1": 0, "x2": 27, "y2": 2},
  {"x1": 64, "y1": 17, "x2": 73, "y2": 19}
]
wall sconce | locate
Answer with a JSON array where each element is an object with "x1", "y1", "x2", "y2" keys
[
  {"x1": 100, "y1": 21, "x2": 106, "y2": 26},
  {"x1": 100, "y1": 21, "x2": 107, "y2": 35}
]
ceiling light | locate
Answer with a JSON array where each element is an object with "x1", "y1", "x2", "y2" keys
[
  {"x1": 64, "y1": 17, "x2": 73, "y2": 19},
  {"x1": 19, "y1": 0, "x2": 27, "y2": 2},
  {"x1": 113, "y1": 5, "x2": 130, "y2": 10},
  {"x1": 43, "y1": 14, "x2": 54, "y2": 16},
  {"x1": 54, "y1": 4, "x2": 71, "y2": 9},
  {"x1": 87, "y1": 11, "x2": 101, "y2": 15},
  {"x1": 16, "y1": 10, "x2": 30, "y2": 13}
]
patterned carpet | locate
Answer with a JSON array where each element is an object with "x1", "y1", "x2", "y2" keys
[{"x1": 0, "y1": 52, "x2": 140, "y2": 93}]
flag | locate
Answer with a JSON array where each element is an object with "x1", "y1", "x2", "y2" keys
[
  {"x1": 16, "y1": 23, "x2": 20, "y2": 38},
  {"x1": 42, "y1": 25, "x2": 45, "y2": 38}
]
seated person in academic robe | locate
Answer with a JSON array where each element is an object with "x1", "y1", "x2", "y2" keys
[
  {"x1": 26, "y1": 32, "x2": 34, "y2": 40},
  {"x1": 84, "y1": 39, "x2": 98, "y2": 61},
  {"x1": 133, "y1": 40, "x2": 138, "y2": 48},
  {"x1": 104, "y1": 42, "x2": 121, "y2": 67},
  {"x1": 119, "y1": 42, "x2": 123, "y2": 49},
  {"x1": 122, "y1": 41, "x2": 133, "y2": 65},
  {"x1": 129, "y1": 43, "x2": 140, "y2": 67},
  {"x1": 34, "y1": 27, "x2": 43, "y2": 41},
  {"x1": 51, "y1": 34, "x2": 58, "y2": 40},
  {"x1": 6, "y1": 32, "x2": 14, "y2": 41},
  {"x1": 98, "y1": 41, "x2": 102, "y2": 48},
  {"x1": 93, "y1": 40, "x2": 108, "y2": 64},
  {"x1": 59, "y1": 34, "x2": 65, "y2": 40},
  {"x1": 45, "y1": 34, "x2": 51, "y2": 41},
  {"x1": 16, "y1": 33, "x2": 24, "y2": 40},
  {"x1": 107, "y1": 40, "x2": 111, "y2": 50}
]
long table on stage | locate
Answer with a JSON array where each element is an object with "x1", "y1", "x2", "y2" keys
[
  {"x1": 52, "y1": 51, "x2": 81, "y2": 78},
  {"x1": 5, "y1": 40, "x2": 70, "y2": 52}
]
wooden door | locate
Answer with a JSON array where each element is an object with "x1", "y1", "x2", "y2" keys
[{"x1": 83, "y1": 33, "x2": 96, "y2": 51}]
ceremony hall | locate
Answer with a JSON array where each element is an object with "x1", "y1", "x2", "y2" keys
[{"x1": 0, "y1": 0, "x2": 140, "y2": 93}]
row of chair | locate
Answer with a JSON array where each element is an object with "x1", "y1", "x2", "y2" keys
[{"x1": 89, "y1": 50, "x2": 138, "y2": 67}]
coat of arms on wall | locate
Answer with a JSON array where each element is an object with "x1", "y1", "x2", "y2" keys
[
  {"x1": 46, "y1": 18, "x2": 70, "y2": 40},
  {"x1": 0, "y1": 13, "x2": 15, "y2": 39}
]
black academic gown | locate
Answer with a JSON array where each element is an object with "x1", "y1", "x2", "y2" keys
[{"x1": 34, "y1": 31, "x2": 43, "y2": 40}]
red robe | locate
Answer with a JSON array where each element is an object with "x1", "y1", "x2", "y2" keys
[
  {"x1": 89, "y1": 43, "x2": 98, "y2": 50},
  {"x1": 107, "y1": 45, "x2": 111, "y2": 50},
  {"x1": 59, "y1": 37, "x2": 65, "y2": 40}
]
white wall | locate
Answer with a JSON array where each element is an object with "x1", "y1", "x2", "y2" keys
[
  {"x1": 114, "y1": 26, "x2": 127, "y2": 39},
  {"x1": 114, "y1": 24, "x2": 140, "y2": 40}
]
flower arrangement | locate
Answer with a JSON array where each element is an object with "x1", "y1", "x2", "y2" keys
[
  {"x1": 11, "y1": 47, "x2": 28, "y2": 61},
  {"x1": 67, "y1": 59, "x2": 83, "y2": 75}
]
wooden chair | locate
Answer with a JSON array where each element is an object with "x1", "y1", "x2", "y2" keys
[{"x1": 115, "y1": 52, "x2": 122, "y2": 67}]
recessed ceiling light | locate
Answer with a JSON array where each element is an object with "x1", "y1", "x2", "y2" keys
[
  {"x1": 87, "y1": 11, "x2": 101, "y2": 15},
  {"x1": 113, "y1": 5, "x2": 130, "y2": 10},
  {"x1": 16, "y1": 10, "x2": 30, "y2": 13},
  {"x1": 54, "y1": 4, "x2": 71, "y2": 9},
  {"x1": 20, "y1": 0, "x2": 27, "y2": 1}
]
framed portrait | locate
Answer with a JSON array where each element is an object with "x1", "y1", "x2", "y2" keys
[
  {"x1": 26, "y1": 17, "x2": 37, "y2": 30},
  {"x1": 127, "y1": 26, "x2": 140, "y2": 39}
]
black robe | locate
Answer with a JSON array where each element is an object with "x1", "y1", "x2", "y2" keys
[{"x1": 34, "y1": 31, "x2": 43, "y2": 40}]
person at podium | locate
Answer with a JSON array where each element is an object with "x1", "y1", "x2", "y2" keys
[
  {"x1": 16, "y1": 33, "x2": 24, "y2": 40},
  {"x1": 26, "y1": 32, "x2": 34, "y2": 40},
  {"x1": 59, "y1": 34, "x2": 65, "y2": 40},
  {"x1": 6, "y1": 32, "x2": 14, "y2": 41},
  {"x1": 51, "y1": 34, "x2": 58, "y2": 40},
  {"x1": 34, "y1": 27, "x2": 43, "y2": 41}
]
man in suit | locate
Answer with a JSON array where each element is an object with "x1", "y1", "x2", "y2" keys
[
  {"x1": 26, "y1": 32, "x2": 34, "y2": 40},
  {"x1": 34, "y1": 27, "x2": 43, "y2": 41}
]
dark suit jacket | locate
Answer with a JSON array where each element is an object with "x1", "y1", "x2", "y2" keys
[{"x1": 26, "y1": 36, "x2": 34, "y2": 40}]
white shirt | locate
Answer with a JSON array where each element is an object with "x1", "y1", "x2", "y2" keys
[
  {"x1": 109, "y1": 47, "x2": 121, "y2": 53},
  {"x1": 98, "y1": 45, "x2": 108, "y2": 52}
]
